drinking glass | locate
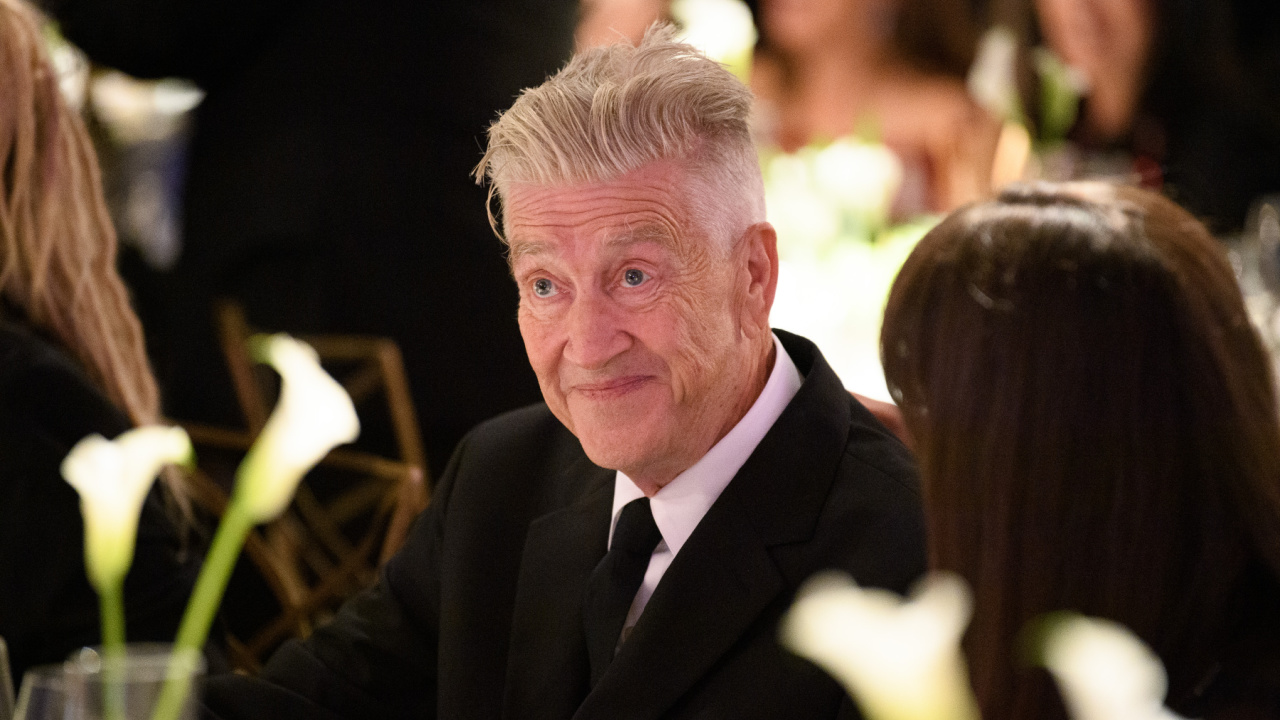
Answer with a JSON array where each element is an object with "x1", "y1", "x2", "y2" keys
[
  {"x1": 12, "y1": 664, "x2": 69, "y2": 720},
  {"x1": 62, "y1": 645, "x2": 205, "y2": 720},
  {"x1": 12, "y1": 644, "x2": 205, "y2": 720},
  {"x1": 0, "y1": 636, "x2": 14, "y2": 720}
]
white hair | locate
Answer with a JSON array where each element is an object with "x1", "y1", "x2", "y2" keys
[{"x1": 474, "y1": 24, "x2": 764, "y2": 249}]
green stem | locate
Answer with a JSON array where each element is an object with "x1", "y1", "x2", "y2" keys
[
  {"x1": 100, "y1": 581, "x2": 126, "y2": 653},
  {"x1": 173, "y1": 501, "x2": 254, "y2": 651},
  {"x1": 100, "y1": 582, "x2": 126, "y2": 720},
  {"x1": 151, "y1": 501, "x2": 255, "y2": 720}
]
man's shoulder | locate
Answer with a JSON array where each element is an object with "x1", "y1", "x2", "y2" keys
[
  {"x1": 804, "y1": 393, "x2": 923, "y2": 592},
  {"x1": 764, "y1": 331, "x2": 924, "y2": 592},
  {"x1": 774, "y1": 329, "x2": 916, "y2": 477},
  {"x1": 438, "y1": 402, "x2": 607, "y2": 513},
  {"x1": 837, "y1": 394, "x2": 918, "y2": 495}
]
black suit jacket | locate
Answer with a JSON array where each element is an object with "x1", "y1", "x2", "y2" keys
[{"x1": 205, "y1": 331, "x2": 925, "y2": 719}]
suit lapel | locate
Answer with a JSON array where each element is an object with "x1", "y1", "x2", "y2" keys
[
  {"x1": 574, "y1": 332, "x2": 855, "y2": 720},
  {"x1": 503, "y1": 458, "x2": 614, "y2": 720}
]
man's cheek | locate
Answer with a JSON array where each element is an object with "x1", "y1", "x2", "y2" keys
[{"x1": 518, "y1": 312, "x2": 550, "y2": 353}]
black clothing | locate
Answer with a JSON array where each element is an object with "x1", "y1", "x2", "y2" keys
[
  {"x1": 204, "y1": 331, "x2": 926, "y2": 720},
  {"x1": 0, "y1": 322, "x2": 195, "y2": 686},
  {"x1": 582, "y1": 497, "x2": 663, "y2": 687}
]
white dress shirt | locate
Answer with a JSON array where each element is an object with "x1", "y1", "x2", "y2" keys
[{"x1": 609, "y1": 333, "x2": 804, "y2": 636}]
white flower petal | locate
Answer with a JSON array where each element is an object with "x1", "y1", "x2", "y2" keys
[
  {"x1": 1041, "y1": 615, "x2": 1189, "y2": 720},
  {"x1": 234, "y1": 334, "x2": 360, "y2": 523},
  {"x1": 781, "y1": 571, "x2": 980, "y2": 720},
  {"x1": 61, "y1": 426, "x2": 193, "y2": 589}
]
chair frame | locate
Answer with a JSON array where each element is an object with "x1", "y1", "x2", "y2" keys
[{"x1": 176, "y1": 300, "x2": 431, "y2": 671}]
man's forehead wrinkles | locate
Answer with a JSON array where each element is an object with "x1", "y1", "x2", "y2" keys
[
  {"x1": 507, "y1": 226, "x2": 676, "y2": 265},
  {"x1": 508, "y1": 206, "x2": 680, "y2": 241}
]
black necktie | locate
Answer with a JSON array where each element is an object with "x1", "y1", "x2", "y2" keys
[{"x1": 583, "y1": 497, "x2": 663, "y2": 687}]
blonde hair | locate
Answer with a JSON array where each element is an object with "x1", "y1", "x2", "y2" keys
[
  {"x1": 0, "y1": 0, "x2": 185, "y2": 509},
  {"x1": 475, "y1": 24, "x2": 764, "y2": 246}
]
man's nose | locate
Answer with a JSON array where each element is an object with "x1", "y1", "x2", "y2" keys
[{"x1": 562, "y1": 291, "x2": 630, "y2": 370}]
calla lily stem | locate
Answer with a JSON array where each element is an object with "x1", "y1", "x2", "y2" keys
[
  {"x1": 99, "y1": 585, "x2": 126, "y2": 720},
  {"x1": 172, "y1": 500, "x2": 254, "y2": 653},
  {"x1": 150, "y1": 500, "x2": 254, "y2": 720},
  {"x1": 100, "y1": 581, "x2": 125, "y2": 653}
]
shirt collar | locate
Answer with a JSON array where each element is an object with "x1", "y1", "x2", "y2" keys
[{"x1": 610, "y1": 332, "x2": 804, "y2": 553}]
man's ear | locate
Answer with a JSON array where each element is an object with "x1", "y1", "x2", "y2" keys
[{"x1": 737, "y1": 221, "x2": 778, "y2": 337}]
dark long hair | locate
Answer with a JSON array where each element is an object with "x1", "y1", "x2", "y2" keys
[
  {"x1": 985, "y1": 0, "x2": 1280, "y2": 231},
  {"x1": 881, "y1": 182, "x2": 1280, "y2": 720}
]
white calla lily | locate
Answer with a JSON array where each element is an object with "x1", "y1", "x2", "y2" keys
[
  {"x1": 781, "y1": 571, "x2": 980, "y2": 720},
  {"x1": 1040, "y1": 614, "x2": 1189, "y2": 720},
  {"x1": 158, "y1": 335, "x2": 358, "y2": 719},
  {"x1": 233, "y1": 333, "x2": 359, "y2": 523},
  {"x1": 61, "y1": 426, "x2": 193, "y2": 591}
]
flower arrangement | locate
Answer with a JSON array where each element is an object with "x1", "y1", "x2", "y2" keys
[
  {"x1": 59, "y1": 334, "x2": 359, "y2": 720},
  {"x1": 761, "y1": 136, "x2": 938, "y2": 401}
]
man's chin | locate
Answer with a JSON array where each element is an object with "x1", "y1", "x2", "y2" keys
[
  {"x1": 575, "y1": 432, "x2": 656, "y2": 473},
  {"x1": 555, "y1": 392, "x2": 675, "y2": 469}
]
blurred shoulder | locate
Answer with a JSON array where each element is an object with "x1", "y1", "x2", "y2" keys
[
  {"x1": 0, "y1": 320, "x2": 128, "y2": 441},
  {"x1": 445, "y1": 402, "x2": 591, "y2": 484},
  {"x1": 463, "y1": 402, "x2": 571, "y2": 453}
]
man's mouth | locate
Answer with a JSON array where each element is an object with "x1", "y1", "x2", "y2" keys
[{"x1": 569, "y1": 376, "x2": 651, "y2": 399}]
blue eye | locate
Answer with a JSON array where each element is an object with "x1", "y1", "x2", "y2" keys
[
  {"x1": 623, "y1": 268, "x2": 649, "y2": 287},
  {"x1": 532, "y1": 278, "x2": 557, "y2": 298}
]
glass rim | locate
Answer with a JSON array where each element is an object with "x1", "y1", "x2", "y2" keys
[
  {"x1": 64, "y1": 644, "x2": 205, "y2": 682},
  {"x1": 16, "y1": 662, "x2": 69, "y2": 686}
]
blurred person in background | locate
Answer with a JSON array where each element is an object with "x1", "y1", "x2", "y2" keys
[
  {"x1": 882, "y1": 182, "x2": 1280, "y2": 720},
  {"x1": 0, "y1": 0, "x2": 198, "y2": 686},
  {"x1": 573, "y1": 0, "x2": 1002, "y2": 216},
  {"x1": 750, "y1": 0, "x2": 1002, "y2": 215},
  {"x1": 1015, "y1": 0, "x2": 1280, "y2": 233},
  {"x1": 40, "y1": 0, "x2": 578, "y2": 473},
  {"x1": 577, "y1": 0, "x2": 670, "y2": 48}
]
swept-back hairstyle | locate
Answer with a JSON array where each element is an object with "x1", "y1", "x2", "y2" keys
[
  {"x1": 882, "y1": 182, "x2": 1280, "y2": 719},
  {"x1": 474, "y1": 23, "x2": 763, "y2": 245},
  {"x1": 0, "y1": 2, "x2": 176, "y2": 467}
]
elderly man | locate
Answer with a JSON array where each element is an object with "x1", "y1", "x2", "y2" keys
[{"x1": 206, "y1": 27, "x2": 923, "y2": 720}]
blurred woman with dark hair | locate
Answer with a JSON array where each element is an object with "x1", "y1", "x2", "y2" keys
[
  {"x1": 0, "y1": 0, "x2": 195, "y2": 685},
  {"x1": 1020, "y1": 0, "x2": 1280, "y2": 233},
  {"x1": 881, "y1": 182, "x2": 1280, "y2": 719}
]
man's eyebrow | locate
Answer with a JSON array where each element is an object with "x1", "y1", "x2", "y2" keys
[
  {"x1": 508, "y1": 239, "x2": 551, "y2": 264},
  {"x1": 604, "y1": 224, "x2": 678, "y2": 250}
]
